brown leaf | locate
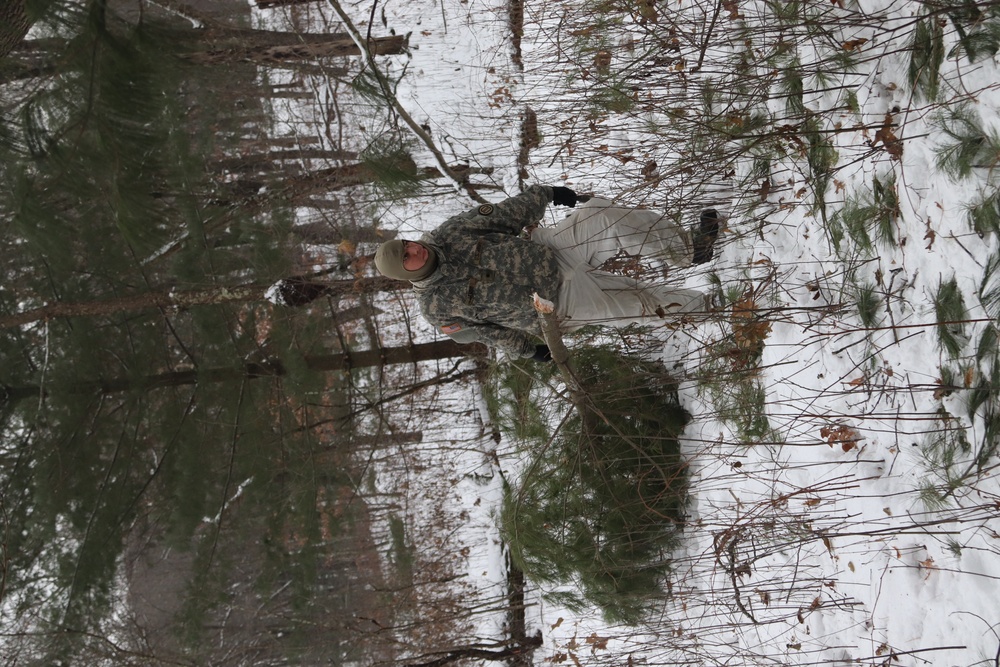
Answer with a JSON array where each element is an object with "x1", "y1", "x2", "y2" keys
[
  {"x1": 842, "y1": 38, "x2": 868, "y2": 51},
  {"x1": 594, "y1": 50, "x2": 612, "y2": 72},
  {"x1": 636, "y1": 0, "x2": 658, "y2": 23},
  {"x1": 758, "y1": 178, "x2": 771, "y2": 201},
  {"x1": 723, "y1": 0, "x2": 743, "y2": 19},
  {"x1": 873, "y1": 113, "x2": 903, "y2": 159},
  {"x1": 924, "y1": 227, "x2": 936, "y2": 250}
]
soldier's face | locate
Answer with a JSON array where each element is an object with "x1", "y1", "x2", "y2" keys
[{"x1": 402, "y1": 241, "x2": 429, "y2": 271}]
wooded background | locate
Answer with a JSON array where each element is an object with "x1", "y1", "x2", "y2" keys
[{"x1": 0, "y1": 1, "x2": 512, "y2": 665}]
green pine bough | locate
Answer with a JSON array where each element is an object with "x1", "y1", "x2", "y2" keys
[{"x1": 501, "y1": 348, "x2": 691, "y2": 624}]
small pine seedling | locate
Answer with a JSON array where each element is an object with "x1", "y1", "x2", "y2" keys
[{"x1": 933, "y1": 276, "x2": 969, "y2": 358}]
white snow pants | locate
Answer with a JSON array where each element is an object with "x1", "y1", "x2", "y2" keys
[{"x1": 531, "y1": 198, "x2": 708, "y2": 331}]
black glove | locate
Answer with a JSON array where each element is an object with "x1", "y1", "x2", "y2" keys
[
  {"x1": 551, "y1": 186, "x2": 578, "y2": 208},
  {"x1": 530, "y1": 344, "x2": 553, "y2": 362}
]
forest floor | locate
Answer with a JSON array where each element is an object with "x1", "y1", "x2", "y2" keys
[{"x1": 260, "y1": 0, "x2": 1000, "y2": 664}]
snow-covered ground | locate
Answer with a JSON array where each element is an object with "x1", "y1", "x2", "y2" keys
[{"x1": 259, "y1": 0, "x2": 1000, "y2": 664}]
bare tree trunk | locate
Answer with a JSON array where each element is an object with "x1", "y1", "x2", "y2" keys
[
  {"x1": 401, "y1": 634, "x2": 543, "y2": 667},
  {"x1": 211, "y1": 148, "x2": 359, "y2": 174},
  {"x1": 0, "y1": 277, "x2": 408, "y2": 330},
  {"x1": 2, "y1": 340, "x2": 487, "y2": 403},
  {"x1": 185, "y1": 31, "x2": 408, "y2": 66},
  {"x1": 255, "y1": 0, "x2": 322, "y2": 9},
  {"x1": 226, "y1": 158, "x2": 492, "y2": 209},
  {"x1": 0, "y1": 0, "x2": 31, "y2": 60}
]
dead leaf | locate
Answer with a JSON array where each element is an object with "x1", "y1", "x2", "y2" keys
[
  {"x1": 758, "y1": 179, "x2": 771, "y2": 201},
  {"x1": 594, "y1": 50, "x2": 612, "y2": 72},
  {"x1": 723, "y1": 0, "x2": 744, "y2": 19},
  {"x1": 550, "y1": 617, "x2": 564, "y2": 630},
  {"x1": 873, "y1": 113, "x2": 903, "y2": 159},
  {"x1": 820, "y1": 423, "x2": 862, "y2": 450},
  {"x1": 585, "y1": 633, "x2": 609, "y2": 651},
  {"x1": 842, "y1": 38, "x2": 868, "y2": 51},
  {"x1": 924, "y1": 226, "x2": 936, "y2": 250},
  {"x1": 636, "y1": 0, "x2": 657, "y2": 23},
  {"x1": 804, "y1": 497, "x2": 822, "y2": 507},
  {"x1": 964, "y1": 366, "x2": 975, "y2": 387}
]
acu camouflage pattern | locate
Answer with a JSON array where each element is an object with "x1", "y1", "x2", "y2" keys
[{"x1": 412, "y1": 185, "x2": 560, "y2": 358}]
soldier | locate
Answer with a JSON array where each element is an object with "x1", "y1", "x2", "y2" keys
[{"x1": 373, "y1": 185, "x2": 719, "y2": 360}]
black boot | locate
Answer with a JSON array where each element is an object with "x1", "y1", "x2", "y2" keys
[{"x1": 692, "y1": 209, "x2": 720, "y2": 265}]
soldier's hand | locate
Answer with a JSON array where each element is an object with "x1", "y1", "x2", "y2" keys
[{"x1": 551, "y1": 186, "x2": 578, "y2": 208}]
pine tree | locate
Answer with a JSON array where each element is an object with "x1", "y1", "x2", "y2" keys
[{"x1": 0, "y1": 1, "x2": 470, "y2": 662}]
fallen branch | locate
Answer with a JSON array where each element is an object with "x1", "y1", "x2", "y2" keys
[
  {"x1": 324, "y1": 0, "x2": 489, "y2": 204},
  {"x1": 533, "y1": 293, "x2": 587, "y2": 405}
]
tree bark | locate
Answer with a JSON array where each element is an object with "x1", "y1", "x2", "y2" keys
[
  {"x1": 0, "y1": 0, "x2": 31, "y2": 60},
  {"x1": 211, "y1": 148, "x2": 359, "y2": 175},
  {"x1": 401, "y1": 634, "x2": 543, "y2": 667},
  {"x1": 0, "y1": 277, "x2": 409, "y2": 330},
  {"x1": 224, "y1": 158, "x2": 492, "y2": 209},
  {"x1": 2, "y1": 340, "x2": 487, "y2": 403},
  {"x1": 185, "y1": 31, "x2": 408, "y2": 66}
]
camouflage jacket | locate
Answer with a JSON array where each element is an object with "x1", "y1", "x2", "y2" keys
[{"x1": 412, "y1": 185, "x2": 561, "y2": 358}]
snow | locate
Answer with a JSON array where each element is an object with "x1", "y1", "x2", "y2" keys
[{"x1": 254, "y1": 0, "x2": 1000, "y2": 664}]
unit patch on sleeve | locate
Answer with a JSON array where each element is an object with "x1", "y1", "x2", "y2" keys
[
  {"x1": 441, "y1": 323, "x2": 463, "y2": 334},
  {"x1": 478, "y1": 204, "x2": 494, "y2": 216}
]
